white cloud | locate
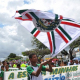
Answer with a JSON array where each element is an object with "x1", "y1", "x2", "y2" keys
[
  {"x1": 0, "y1": 24, "x2": 35, "y2": 58},
  {"x1": 0, "y1": 0, "x2": 80, "y2": 59}
]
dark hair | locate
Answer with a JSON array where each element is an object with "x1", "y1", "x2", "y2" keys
[
  {"x1": 1, "y1": 66, "x2": 4, "y2": 68},
  {"x1": 51, "y1": 63, "x2": 54, "y2": 65},
  {"x1": 7, "y1": 62, "x2": 9, "y2": 65},
  {"x1": 2, "y1": 61, "x2": 5, "y2": 64},
  {"x1": 29, "y1": 53, "x2": 36, "y2": 59},
  {"x1": 17, "y1": 64, "x2": 20, "y2": 67}
]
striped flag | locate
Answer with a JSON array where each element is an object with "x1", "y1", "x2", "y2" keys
[{"x1": 14, "y1": 9, "x2": 80, "y2": 57}]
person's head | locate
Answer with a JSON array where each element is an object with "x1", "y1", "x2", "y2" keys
[
  {"x1": 1, "y1": 66, "x2": 4, "y2": 71},
  {"x1": 64, "y1": 61, "x2": 67, "y2": 66},
  {"x1": 6, "y1": 65, "x2": 9, "y2": 71},
  {"x1": 75, "y1": 60, "x2": 78, "y2": 64},
  {"x1": 51, "y1": 63, "x2": 54, "y2": 67},
  {"x1": 79, "y1": 61, "x2": 80, "y2": 64},
  {"x1": 2, "y1": 61, "x2": 6, "y2": 66},
  {"x1": 29, "y1": 53, "x2": 37, "y2": 63},
  {"x1": 0, "y1": 61, "x2": 1, "y2": 65},
  {"x1": 7, "y1": 62, "x2": 9, "y2": 65},
  {"x1": 17, "y1": 64, "x2": 20, "y2": 69}
]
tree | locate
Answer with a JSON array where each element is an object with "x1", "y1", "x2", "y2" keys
[
  {"x1": 7, "y1": 53, "x2": 22, "y2": 61},
  {"x1": 22, "y1": 48, "x2": 51, "y2": 62},
  {"x1": 15, "y1": 56, "x2": 22, "y2": 60},
  {"x1": 8, "y1": 53, "x2": 16, "y2": 58},
  {"x1": 61, "y1": 37, "x2": 80, "y2": 60}
]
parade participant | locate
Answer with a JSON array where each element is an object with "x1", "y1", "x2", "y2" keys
[
  {"x1": 6, "y1": 65, "x2": 9, "y2": 71},
  {"x1": 2, "y1": 61, "x2": 6, "y2": 71},
  {"x1": 13, "y1": 63, "x2": 17, "y2": 68},
  {"x1": 21, "y1": 62, "x2": 26, "y2": 68},
  {"x1": 0, "y1": 61, "x2": 1, "y2": 73},
  {"x1": 7, "y1": 62, "x2": 11, "y2": 67},
  {"x1": 17, "y1": 64, "x2": 22, "y2": 70},
  {"x1": 27, "y1": 53, "x2": 53, "y2": 80},
  {"x1": 0, "y1": 66, "x2": 4, "y2": 80}
]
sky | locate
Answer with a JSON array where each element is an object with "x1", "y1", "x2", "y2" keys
[{"x1": 0, "y1": 0, "x2": 80, "y2": 60}]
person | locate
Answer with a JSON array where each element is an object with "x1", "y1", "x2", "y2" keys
[
  {"x1": 73, "y1": 60, "x2": 78, "y2": 65},
  {"x1": 7, "y1": 62, "x2": 11, "y2": 67},
  {"x1": 17, "y1": 64, "x2": 22, "y2": 70},
  {"x1": 55, "y1": 60, "x2": 59, "y2": 67},
  {"x1": 0, "y1": 63, "x2": 2, "y2": 80},
  {"x1": 6, "y1": 65, "x2": 9, "y2": 71},
  {"x1": 13, "y1": 63, "x2": 17, "y2": 68},
  {"x1": 27, "y1": 53, "x2": 53, "y2": 80},
  {"x1": 0, "y1": 61, "x2": 8, "y2": 80},
  {"x1": 78, "y1": 61, "x2": 80, "y2": 64},
  {"x1": 51, "y1": 62, "x2": 55, "y2": 67},
  {"x1": 0, "y1": 66, "x2": 4, "y2": 80},
  {"x1": 21, "y1": 62, "x2": 26, "y2": 68},
  {"x1": 60, "y1": 60, "x2": 65, "y2": 66},
  {"x1": 70, "y1": 60, "x2": 74, "y2": 65},
  {"x1": 2, "y1": 61, "x2": 6, "y2": 71},
  {"x1": 0, "y1": 61, "x2": 1, "y2": 73}
]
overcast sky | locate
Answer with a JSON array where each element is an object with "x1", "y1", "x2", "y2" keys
[{"x1": 0, "y1": 0, "x2": 80, "y2": 60}]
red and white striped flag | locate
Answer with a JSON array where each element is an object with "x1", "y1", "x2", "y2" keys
[{"x1": 14, "y1": 9, "x2": 80, "y2": 57}]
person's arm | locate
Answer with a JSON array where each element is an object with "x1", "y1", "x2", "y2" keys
[
  {"x1": 31, "y1": 61, "x2": 48, "y2": 77},
  {"x1": 0, "y1": 77, "x2": 2, "y2": 80},
  {"x1": 45, "y1": 58, "x2": 53, "y2": 72}
]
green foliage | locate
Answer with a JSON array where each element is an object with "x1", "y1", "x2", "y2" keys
[
  {"x1": 8, "y1": 53, "x2": 16, "y2": 58},
  {"x1": 61, "y1": 37, "x2": 80, "y2": 60},
  {"x1": 9, "y1": 58, "x2": 15, "y2": 61},
  {"x1": 15, "y1": 56, "x2": 22, "y2": 60},
  {"x1": 22, "y1": 48, "x2": 51, "y2": 62},
  {"x1": 22, "y1": 48, "x2": 50, "y2": 56},
  {"x1": 7, "y1": 53, "x2": 22, "y2": 61},
  {"x1": 26, "y1": 58, "x2": 29, "y2": 62},
  {"x1": 69, "y1": 37, "x2": 80, "y2": 49}
]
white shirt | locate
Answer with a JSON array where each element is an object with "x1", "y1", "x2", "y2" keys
[{"x1": 31, "y1": 66, "x2": 43, "y2": 80}]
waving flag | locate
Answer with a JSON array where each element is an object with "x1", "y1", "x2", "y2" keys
[{"x1": 14, "y1": 9, "x2": 80, "y2": 57}]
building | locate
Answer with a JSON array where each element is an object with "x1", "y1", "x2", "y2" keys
[{"x1": 74, "y1": 47, "x2": 80, "y2": 57}]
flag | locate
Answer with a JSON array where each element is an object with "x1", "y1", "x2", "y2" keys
[{"x1": 14, "y1": 9, "x2": 80, "y2": 57}]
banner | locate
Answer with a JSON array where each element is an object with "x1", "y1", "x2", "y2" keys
[
  {"x1": 4, "y1": 65, "x2": 80, "y2": 80},
  {"x1": 14, "y1": 9, "x2": 80, "y2": 57},
  {"x1": 4, "y1": 70, "x2": 27, "y2": 80}
]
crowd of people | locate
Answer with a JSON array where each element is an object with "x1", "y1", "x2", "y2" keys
[
  {"x1": 0, "y1": 60, "x2": 29, "y2": 80},
  {"x1": 51, "y1": 59, "x2": 80, "y2": 67},
  {"x1": 0, "y1": 53, "x2": 80, "y2": 80}
]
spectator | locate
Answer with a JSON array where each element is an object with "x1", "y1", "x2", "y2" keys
[
  {"x1": 55, "y1": 60, "x2": 59, "y2": 67},
  {"x1": 78, "y1": 61, "x2": 80, "y2": 64},
  {"x1": 73, "y1": 60, "x2": 78, "y2": 65},
  {"x1": 51, "y1": 63, "x2": 55, "y2": 67},
  {"x1": 68, "y1": 60, "x2": 71, "y2": 66},
  {"x1": 60, "y1": 60, "x2": 65, "y2": 66},
  {"x1": 64, "y1": 61, "x2": 68, "y2": 66},
  {"x1": 70, "y1": 60, "x2": 74, "y2": 65}
]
